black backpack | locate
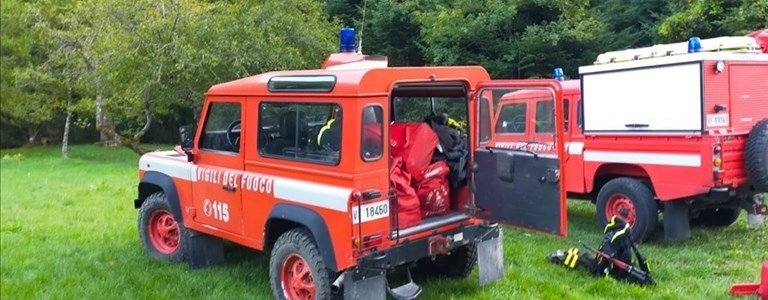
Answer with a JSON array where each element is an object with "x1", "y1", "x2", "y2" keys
[{"x1": 425, "y1": 115, "x2": 468, "y2": 187}]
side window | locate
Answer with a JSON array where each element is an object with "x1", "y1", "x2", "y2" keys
[
  {"x1": 361, "y1": 105, "x2": 383, "y2": 161},
  {"x1": 535, "y1": 100, "x2": 555, "y2": 133},
  {"x1": 199, "y1": 102, "x2": 241, "y2": 153},
  {"x1": 258, "y1": 102, "x2": 341, "y2": 164},
  {"x1": 577, "y1": 99, "x2": 583, "y2": 129},
  {"x1": 563, "y1": 99, "x2": 570, "y2": 132},
  {"x1": 495, "y1": 103, "x2": 526, "y2": 134},
  {"x1": 479, "y1": 98, "x2": 491, "y2": 145}
]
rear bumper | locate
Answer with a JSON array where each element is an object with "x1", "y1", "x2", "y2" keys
[{"x1": 356, "y1": 223, "x2": 500, "y2": 270}]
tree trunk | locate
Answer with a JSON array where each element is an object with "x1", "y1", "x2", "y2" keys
[
  {"x1": 27, "y1": 127, "x2": 39, "y2": 145},
  {"x1": 62, "y1": 76, "x2": 74, "y2": 158},
  {"x1": 93, "y1": 74, "x2": 112, "y2": 146}
]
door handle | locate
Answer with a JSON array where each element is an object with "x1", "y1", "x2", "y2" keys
[{"x1": 222, "y1": 185, "x2": 236, "y2": 192}]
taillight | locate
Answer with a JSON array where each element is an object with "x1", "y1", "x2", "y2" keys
[
  {"x1": 363, "y1": 233, "x2": 383, "y2": 248},
  {"x1": 712, "y1": 144, "x2": 723, "y2": 186},
  {"x1": 713, "y1": 158, "x2": 723, "y2": 167},
  {"x1": 350, "y1": 190, "x2": 362, "y2": 204},
  {"x1": 712, "y1": 144, "x2": 723, "y2": 168}
]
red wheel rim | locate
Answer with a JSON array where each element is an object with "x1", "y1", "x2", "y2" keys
[
  {"x1": 605, "y1": 194, "x2": 637, "y2": 225},
  {"x1": 148, "y1": 210, "x2": 179, "y2": 254},
  {"x1": 280, "y1": 254, "x2": 315, "y2": 300}
]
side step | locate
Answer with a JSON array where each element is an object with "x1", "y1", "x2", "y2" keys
[{"x1": 387, "y1": 268, "x2": 422, "y2": 300}]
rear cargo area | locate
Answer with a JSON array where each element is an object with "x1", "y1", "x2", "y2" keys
[{"x1": 387, "y1": 84, "x2": 472, "y2": 233}]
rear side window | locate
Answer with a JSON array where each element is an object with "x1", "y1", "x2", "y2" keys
[
  {"x1": 495, "y1": 103, "x2": 526, "y2": 134},
  {"x1": 199, "y1": 102, "x2": 241, "y2": 153},
  {"x1": 258, "y1": 102, "x2": 341, "y2": 164},
  {"x1": 535, "y1": 100, "x2": 555, "y2": 133},
  {"x1": 563, "y1": 99, "x2": 570, "y2": 132},
  {"x1": 361, "y1": 105, "x2": 383, "y2": 161},
  {"x1": 478, "y1": 98, "x2": 491, "y2": 145}
]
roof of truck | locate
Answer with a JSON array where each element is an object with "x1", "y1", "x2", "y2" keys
[
  {"x1": 580, "y1": 51, "x2": 768, "y2": 74},
  {"x1": 497, "y1": 79, "x2": 580, "y2": 102},
  {"x1": 206, "y1": 66, "x2": 492, "y2": 97}
]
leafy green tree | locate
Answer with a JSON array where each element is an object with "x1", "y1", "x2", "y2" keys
[
  {"x1": 595, "y1": 0, "x2": 672, "y2": 49},
  {"x1": 658, "y1": 0, "x2": 766, "y2": 42},
  {"x1": 417, "y1": 0, "x2": 606, "y2": 79},
  {"x1": 363, "y1": 0, "x2": 425, "y2": 66}
]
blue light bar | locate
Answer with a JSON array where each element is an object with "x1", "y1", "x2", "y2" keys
[
  {"x1": 687, "y1": 37, "x2": 702, "y2": 53},
  {"x1": 339, "y1": 28, "x2": 356, "y2": 53},
  {"x1": 553, "y1": 67, "x2": 564, "y2": 81}
]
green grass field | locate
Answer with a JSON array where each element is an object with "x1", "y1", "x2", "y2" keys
[{"x1": 1, "y1": 145, "x2": 766, "y2": 299}]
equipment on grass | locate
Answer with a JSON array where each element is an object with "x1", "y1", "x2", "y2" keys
[
  {"x1": 547, "y1": 216, "x2": 654, "y2": 285},
  {"x1": 730, "y1": 260, "x2": 768, "y2": 299}
]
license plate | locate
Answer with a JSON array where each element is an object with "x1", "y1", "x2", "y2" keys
[
  {"x1": 706, "y1": 113, "x2": 729, "y2": 127},
  {"x1": 352, "y1": 201, "x2": 390, "y2": 224}
]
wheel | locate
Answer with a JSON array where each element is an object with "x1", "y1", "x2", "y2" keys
[
  {"x1": 691, "y1": 207, "x2": 741, "y2": 227},
  {"x1": 269, "y1": 228, "x2": 332, "y2": 300},
  {"x1": 138, "y1": 192, "x2": 187, "y2": 262},
  {"x1": 596, "y1": 178, "x2": 658, "y2": 242},
  {"x1": 745, "y1": 119, "x2": 768, "y2": 191},
  {"x1": 415, "y1": 242, "x2": 477, "y2": 279}
]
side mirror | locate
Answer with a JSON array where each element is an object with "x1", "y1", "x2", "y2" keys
[
  {"x1": 179, "y1": 125, "x2": 195, "y2": 162},
  {"x1": 179, "y1": 125, "x2": 194, "y2": 151}
]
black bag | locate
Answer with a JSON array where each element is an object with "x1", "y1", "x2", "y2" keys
[{"x1": 425, "y1": 115, "x2": 468, "y2": 187}]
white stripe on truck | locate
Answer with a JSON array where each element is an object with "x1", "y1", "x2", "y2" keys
[
  {"x1": 273, "y1": 178, "x2": 351, "y2": 212},
  {"x1": 584, "y1": 151, "x2": 701, "y2": 167}
]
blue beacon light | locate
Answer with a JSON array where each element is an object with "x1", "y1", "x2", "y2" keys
[
  {"x1": 553, "y1": 67, "x2": 565, "y2": 81},
  {"x1": 688, "y1": 37, "x2": 702, "y2": 53},
  {"x1": 339, "y1": 28, "x2": 356, "y2": 53}
]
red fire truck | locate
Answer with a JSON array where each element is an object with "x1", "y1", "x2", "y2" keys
[
  {"x1": 489, "y1": 33, "x2": 768, "y2": 242},
  {"x1": 135, "y1": 29, "x2": 570, "y2": 299}
]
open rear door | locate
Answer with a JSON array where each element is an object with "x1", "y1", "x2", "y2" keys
[{"x1": 471, "y1": 80, "x2": 567, "y2": 236}]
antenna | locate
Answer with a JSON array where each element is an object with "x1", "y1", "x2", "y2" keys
[{"x1": 358, "y1": 0, "x2": 367, "y2": 54}]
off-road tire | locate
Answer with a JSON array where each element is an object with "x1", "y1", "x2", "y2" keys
[
  {"x1": 745, "y1": 119, "x2": 768, "y2": 191},
  {"x1": 596, "y1": 178, "x2": 658, "y2": 242},
  {"x1": 415, "y1": 242, "x2": 477, "y2": 279},
  {"x1": 691, "y1": 207, "x2": 740, "y2": 227},
  {"x1": 138, "y1": 192, "x2": 187, "y2": 262},
  {"x1": 269, "y1": 228, "x2": 332, "y2": 300}
]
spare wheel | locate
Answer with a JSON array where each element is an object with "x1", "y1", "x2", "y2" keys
[{"x1": 745, "y1": 119, "x2": 768, "y2": 191}]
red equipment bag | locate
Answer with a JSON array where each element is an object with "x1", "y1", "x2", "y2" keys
[
  {"x1": 389, "y1": 157, "x2": 421, "y2": 229},
  {"x1": 414, "y1": 161, "x2": 450, "y2": 218},
  {"x1": 390, "y1": 123, "x2": 439, "y2": 182}
]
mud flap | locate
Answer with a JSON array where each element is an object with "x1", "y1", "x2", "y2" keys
[
  {"x1": 186, "y1": 230, "x2": 225, "y2": 269},
  {"x1": 477, "y1": 227, "x2": 504, "y2": 286},
  {"x1": 344, "y1": 268, "x2": 387, "y2": 300},
  {"x1": 664, "y1": 201, "x2": 691, "y2": 241}
]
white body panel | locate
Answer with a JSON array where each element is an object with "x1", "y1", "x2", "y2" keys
[{"x1": 581, "y1": 63, "x2": 703, "y2": 132}]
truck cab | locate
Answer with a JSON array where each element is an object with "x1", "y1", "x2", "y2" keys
[{"x1": 134, "y1": 33, "x2": 570, "y2": 299}]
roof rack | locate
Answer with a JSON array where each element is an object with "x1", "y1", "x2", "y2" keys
[{"x1": 594, "y1": 36, "x2": 762, "y2": 65}]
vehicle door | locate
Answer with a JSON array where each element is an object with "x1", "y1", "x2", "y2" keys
[
  {"x1": 191, "y1": 98, "x2": 245, "y2": 235},
  {"x1": 471, "y1": 80, "x2": 567, "y2": 236}
]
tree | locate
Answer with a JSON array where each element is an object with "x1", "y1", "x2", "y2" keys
[
  {"x1": 363, "y1": 0, "x2": 426, "y2": 66},
  {"x1": 595, "y1": 0, "x2": 672, "y2": 50},
  {"x1": 0, "y1": 0, "x2": 61, "y2": 145},
  {"x1": 657, "y1": 0, "x2": 767, "y2": 42},
  {"x1": 417, "y1": 0, "x2": 606, "y2": 79}
]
